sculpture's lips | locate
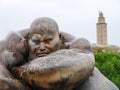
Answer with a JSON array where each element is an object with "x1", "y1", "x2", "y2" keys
[
  {"x1": 36, "y1": 49, "x2": 50, "y2": 57},
  {"x1": 37, "y1": 54, "x2": 47, "y2": 57},
  {"x1": 36, "y1": 52, "x2": 49, "y2": 57}
]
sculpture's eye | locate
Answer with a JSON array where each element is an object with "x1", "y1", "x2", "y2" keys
[
  {"x1": 44, "y1": 38, "x2": 53, "y2": 43},
  {"x1": 33, "y1": 40, "x2": 40, "y2": 44},
  {"x1": 31, "y1": 34, "x2": 41, "y2": 44}
]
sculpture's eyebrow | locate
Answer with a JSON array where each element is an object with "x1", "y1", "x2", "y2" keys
[
  {"x1": 45, "y1": 36, "x2": 53, "y2": 40},
  {"x1": 31, "y1": 34, "x2": 41, "y2": 40},
  {"x1": 43, "y1": 35, "x2": 53, "y2": 41}
]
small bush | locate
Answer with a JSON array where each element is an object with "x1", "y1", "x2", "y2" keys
[{"x1": 94, "y1": 52, "x2": 120, "y2": 89}]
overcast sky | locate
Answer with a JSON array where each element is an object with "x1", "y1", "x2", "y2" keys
[{"x1": 0, "y1": 0, "x2": 120, "y2": 46}]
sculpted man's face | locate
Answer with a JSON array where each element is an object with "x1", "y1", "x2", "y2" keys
[{"x1": 28, "y1": 30, "x2": 63, "y2": 60}]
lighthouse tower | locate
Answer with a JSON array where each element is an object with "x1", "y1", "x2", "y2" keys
[{"x1": 96, "y1": 12, "x2": 107, "y2": 45}]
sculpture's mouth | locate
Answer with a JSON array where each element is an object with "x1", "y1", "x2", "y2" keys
[
  {"x1": 35, "y1": 49, "x2": 50, "y2": 57},
  {"x1": 36, "y1": 53, "x2": 47, "y2": 57},
  {"x1": 36, "y1": 51, "x2": 49, "y2": 57}
]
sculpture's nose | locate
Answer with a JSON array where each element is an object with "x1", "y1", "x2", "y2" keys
[
  {"x1": 39, "y1": 43, "x2": 46, "y2": 51},
  {"x1": 39, "y1": 46, "x2": 45, "y2": 51}
]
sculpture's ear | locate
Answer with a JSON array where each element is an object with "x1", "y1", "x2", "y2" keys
[
  {"x1": 23, "y1": 33, "x2": 30, "y2": 56},
  {"x1": 59, "y1": 33, "x2": 66, "y2": 49},
  {"x1": 24, "y1": 33, "x2": 30, "y2": 46},
  {"x1": 59, "y1": 33, "x2": 66, "y2": 43},
  {"x1": 24, "y1": 33, "x2": 30, "y2": 40}
]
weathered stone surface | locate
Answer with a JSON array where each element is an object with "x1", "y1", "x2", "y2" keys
[
  {"x1": 79, "y1": 67, "x2": 119, "y2": 90},
  {"x1": 0, "y1": 62, "x2": 31, "y2": 90},
  {"x1": 13, "y1": 49, "x2": 95, "y2": 90}
]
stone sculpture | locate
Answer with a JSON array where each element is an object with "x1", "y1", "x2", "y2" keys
[{"x1": 0, "y1": 17, "x2": 119, "y2": 90}]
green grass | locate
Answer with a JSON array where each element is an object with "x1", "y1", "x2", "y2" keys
[{"x1": 94, "y1": 52, "x2": 120, "y2": 89}]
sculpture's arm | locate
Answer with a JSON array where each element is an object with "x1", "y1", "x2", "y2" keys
[
  {"x1": 0, "y1": 31, "x2": 31, "y2": 90},
  {"x1": 12, "y1": 49, "x2": 95, "y2": 90}
]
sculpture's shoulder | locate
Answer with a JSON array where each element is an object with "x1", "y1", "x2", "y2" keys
[
  {"x1": 5, "y1": 31, "x2": 24, "y2": 50},
  {"x1": 65, "y1": 38, "x2": 93, "y2": 54},
  {"x1": 18, "y1": 28, "x2": 30, "y2": 38},
  {"x1": 4, "y1": 30, "x2": 29, "y2": 57},
  {"x1": 60, "y1": 31, "x2": 76, "y2": 42}
]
